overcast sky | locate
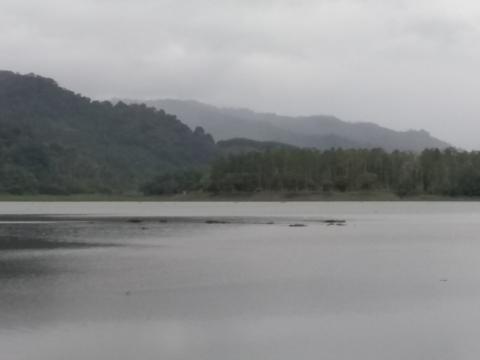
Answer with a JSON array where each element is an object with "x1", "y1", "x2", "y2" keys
[{"x1": 2, "y1": 0, "x2": 480, "y2": 148}]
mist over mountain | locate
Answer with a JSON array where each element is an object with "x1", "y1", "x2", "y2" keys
[
  {"x1": 0, "y1": 71, "x2": 216, "y2": 194},
  {"x1": 136, "y1": 99, "x2": 450, "y2": 152}
]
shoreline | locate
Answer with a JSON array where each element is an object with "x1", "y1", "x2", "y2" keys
[{"x1": 0, "y1": 191, "x2": 479, "y2": 202}]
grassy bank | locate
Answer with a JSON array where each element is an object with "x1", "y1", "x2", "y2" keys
[{"x1": 0, "y1": 191, "x2": 477, "y2": 202}]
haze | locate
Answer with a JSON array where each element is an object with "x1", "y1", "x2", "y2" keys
[{"x1": 2, "y1": 0, "x2": 479, "y2": 149}]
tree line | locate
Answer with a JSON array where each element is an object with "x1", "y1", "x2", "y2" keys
[{"x1": 143, "y1": 148, "x2": 480, "y2": 197}]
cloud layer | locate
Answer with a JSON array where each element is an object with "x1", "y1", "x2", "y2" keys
[{"x1": 2, "y1": 0, "x2": 480, "y2": 148}]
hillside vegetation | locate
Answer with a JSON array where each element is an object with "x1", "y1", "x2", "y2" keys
[
  {"x1": 0, "y1": 71, "x2": 216, "y2": 194},
  {"x1": 145, "y1": 148, "x2": 480, "y2": 198},
  {"x1": 2, "y1": 71, "x2": 476, "y2": 199}
]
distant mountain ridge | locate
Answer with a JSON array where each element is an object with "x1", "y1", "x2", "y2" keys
[{"x1": 131, "y1": 99, "x2": 450, "y2": 152}]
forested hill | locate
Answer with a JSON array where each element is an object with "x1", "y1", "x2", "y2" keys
[
  {"x1": 136, "y1": 99, "x2": 450, "y2": 152},
  {"x1": 0, "y1": 71, "x2": 216, "y2": 194},
  {"x1": 0, "y1": 70, "x2": 460, "y2": 197}
]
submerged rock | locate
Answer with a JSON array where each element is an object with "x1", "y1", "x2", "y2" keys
[
  {"x1": 205, "y1": 220, "x2": 230, "y2": 224},
  {"x1": 127, "y1": 218, "x2": 143, "y2": 224},
  {"x1": 325, "y1": 219, "x2": 347, "y2": 226},
  {"x1": 289, "y1": 223, "x2": 307, "y2": 227}
]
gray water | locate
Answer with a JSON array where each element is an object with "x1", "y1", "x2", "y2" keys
[{"x1": 1, "y1": 202, "x2": 480, "y2": 360}]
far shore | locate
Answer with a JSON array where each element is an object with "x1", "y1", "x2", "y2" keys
[{"x1": 0, "y1": 191, "x2": 479, "y2": 202}]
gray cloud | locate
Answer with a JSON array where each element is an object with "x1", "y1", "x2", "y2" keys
[{"x1": 2, "y1": 0, "x2": 480, "y2": 148}]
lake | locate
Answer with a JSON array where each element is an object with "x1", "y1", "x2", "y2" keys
[{"x1": 1, "y1": 202, "x2": 480, "y2": 360}]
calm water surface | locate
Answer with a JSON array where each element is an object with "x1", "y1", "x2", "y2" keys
[{"x1": 1, "y1": 202, "x2": 480, "y2": 360}]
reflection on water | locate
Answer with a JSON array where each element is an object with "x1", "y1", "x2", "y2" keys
[
  {"x1": 0, "y1": 223, "x2": 122, "y2": 251},
  {"x1": 1, "y1": 202, "x2": 480, "y2": 360}
]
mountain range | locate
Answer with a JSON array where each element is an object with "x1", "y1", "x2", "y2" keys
[
  {"x1": 0, "y1": 70, "x2": 453, "y2": 195},
  {"x1": 133, "y1": 99, "x2": 450, "y2": 152}
]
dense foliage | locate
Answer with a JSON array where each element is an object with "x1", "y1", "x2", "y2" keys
[
  {"x1": 217, "y1": 138, "x2": 296, "y2": 155},
  {"x1": 141, "y1": 169, "x2": 206, "y2": 195},
  {"x1": 0, "y1": 71, "x2": 216, "y2": 194},
  {"x1": 206, "y1": 148, "x2": 480, "y2": 197}
]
